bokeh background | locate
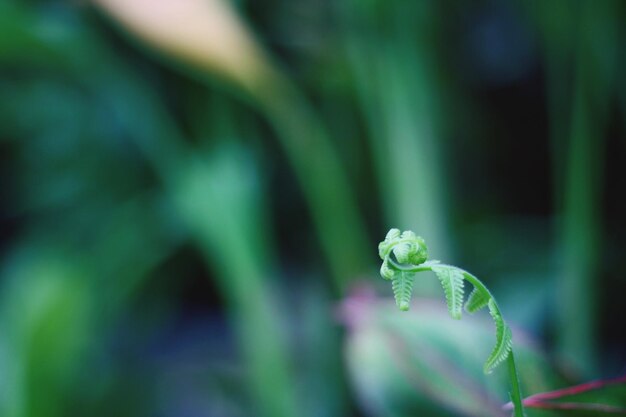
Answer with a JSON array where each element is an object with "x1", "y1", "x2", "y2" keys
[{"x1": 1, "y1": 1, "x2": 625, "y2": 416}]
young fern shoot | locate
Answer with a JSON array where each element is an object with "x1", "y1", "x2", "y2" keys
[{"x1": 378, "y1": 229, "x2": 525, "y2": 417}]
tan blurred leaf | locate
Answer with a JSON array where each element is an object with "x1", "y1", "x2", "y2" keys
[{"x1": 93, "y1": 0, "x2": 276, "y2": 92}]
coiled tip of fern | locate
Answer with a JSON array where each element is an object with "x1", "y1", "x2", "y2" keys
[
  {"x1": 386, "y1": 228, "x2": 402, "y2": 241},
  {"x1": 380, "y1": 258, "x2": 395, "y2": 280},
  {"x1": 398, "y1": 301, "x2": 410, "y2": 311},
  {"x1": 378, "y1": 228, "x2": 428, "y2": 265},
  {"x1": 378, "y1": 228, "x2": 401, "y2": 259}
]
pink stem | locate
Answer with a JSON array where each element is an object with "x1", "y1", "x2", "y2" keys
[
  {"x1": 526, "y1": 374, "x2": 626, "y2": 401},
  {"x1": 503, "y1": 374, "x2": 626, "y2": 412},
  {"x1": 523, "y1": 400, "x2": 626, "y2": 414}
]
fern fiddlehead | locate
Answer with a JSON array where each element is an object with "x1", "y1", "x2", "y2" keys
[{"x1": 378, "y1": 228, "x2": 525, "y2": 417}]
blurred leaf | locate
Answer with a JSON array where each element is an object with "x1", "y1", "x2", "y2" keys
[
  {"x1": 340, "y1": 288, "x2": 563, "y2": 417},
  {"x1": 94, "y1": 0, "x2": 276, "y2": 93}
]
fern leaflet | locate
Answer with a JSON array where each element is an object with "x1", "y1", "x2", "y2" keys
[
  {"x1": 465, "y1": 287, "x2": 490, "y2": 313},
  {"x1": 391, "y1": 270, "x2": 415, "y2": 311},
  {"x1": 431, "y1": 265, "x2": 465, "y2": 320},
  {"x1": 484, "y1": 299, "x2": 513, "y2": 373}
]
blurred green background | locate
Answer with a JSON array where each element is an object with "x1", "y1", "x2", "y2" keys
[{"x1": 1, "y1": 1, "x2": 625, "y2": 416}]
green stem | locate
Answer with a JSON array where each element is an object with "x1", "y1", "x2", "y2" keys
[{"x1": 507, "y1": 351, "x2": 525, "y2": 417}]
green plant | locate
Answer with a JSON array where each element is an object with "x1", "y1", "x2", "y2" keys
[{"x1": 378, "y1": 228, "x2": 525, "y2": 417}]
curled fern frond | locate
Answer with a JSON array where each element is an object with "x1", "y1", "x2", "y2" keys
[
  {"x1": 484, "y1": 299, "x2": 513, "y2": 374},
  {"x1": 376, "y1": 228, "x2": 515, "y2": 374},
  {"x1": 377, "y1": 229, "x2": 427, "y2": 311},
  {"x1": 431, "y1": 265, "x2": 464, "y2": 320},
  {"x1": 391, "y1": 270, "x2": 415, "y2": 311},
  {"x1": 377, "y1": 229, "x2": 427, "y2": 265},
  {"x1": 375, "y1": 228, "x2": 524, "y2": 416},
  {"x1": 392, "y1": 241, "x2": 412, "y2": 264},
  {"x1": 465, "y1": 287, "x2": 490, "y2": 313},
  {"x1": 402, "y1": 231, "x2": 428, "y2": 265},
  {"x1": 378, "y1": 228, "x2": 401, "y2": 260},
  {"x1": 380, "y1": 256, "x2": 395, "y2": 280}
]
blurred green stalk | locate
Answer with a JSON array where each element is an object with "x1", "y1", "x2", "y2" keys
[
  {"x1": 173, "y1": 145, "x2": 299, "y2": 417},
  {"x1": 532, "y1": 0, "x2": 618, "y2": 375},
  {"x1": 339, "y1": 2, "x2": 453, "y2": 292},
  {"x1": 558, "y1": 72, "x2": 603, "y2": 376},
  {"x1": 251, "y1": 78, "x2": 371, "y2": 290}
]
